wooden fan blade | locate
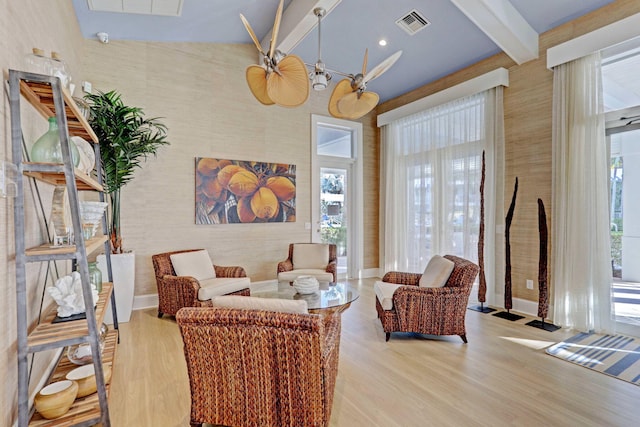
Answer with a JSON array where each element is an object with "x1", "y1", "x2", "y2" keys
[
  {"x1": 328, "y1": 79, "x2": 355, "y2": 118},
  {"x1": 362, "y1": 48, "x2": 368, "y2": 76},
  {"x1": 363, "y1": 50, "x2": 402, "y2": 84},
  {"x1": 266, "y1": 55, "x2": 309, "y2": 107},
  {"x1": 240, "y1": 14, "x2": 265, "y2": 55},
  {"x1": 269, "y1": 0, "x2": 284, "y2": 59},
  {"x1": 336, "y1": 91, "x2": 379, "y2": 120},
  {"x1": 246, "y1": 65, "x2": 275, "y2": 105}
]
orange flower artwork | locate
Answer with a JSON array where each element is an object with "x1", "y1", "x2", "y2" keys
[{"x1": 195, "y1": 158, "x2": 296, "y2": 224}]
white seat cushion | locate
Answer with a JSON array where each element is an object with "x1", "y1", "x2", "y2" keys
[
  {"x1": 292, "y1": 244, "x2": 330, "y2": 270},
  {"x1": 197, "y1": 277, "x2": 250, "y2": 301},
  {"x1": 374, "y1": 280, "x2": 403, "y2": 310},
  {"x1": 278, "y1": 269, "x2": 333, "y2": 283},
  {"x1": 418, "y1": 255, "x2": 455, "y2": 288},
  {"x1": 170, "y1": 250, "x2": 216, "y2": 280},
  {"x1": 212, "y1": 295, "x2": 308, "y2": 314}
]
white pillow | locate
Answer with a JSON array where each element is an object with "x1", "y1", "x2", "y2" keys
[
  {"x1": 418, "y1": 255, "x2": 455, "y2": 288},
  {"x1": 211, "y1": 295, "x2": 308, "y2": 314},
  {"x1": 170, "y1": 250, "x2": 216, "y2": 281},
  {"x1": 292, "y1": 244, "x2": 330, "y2": 270}
]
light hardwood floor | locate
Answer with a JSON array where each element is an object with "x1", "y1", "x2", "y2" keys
[{"x1": 108, "y1": 279, "x2": 640, "y2": 426}]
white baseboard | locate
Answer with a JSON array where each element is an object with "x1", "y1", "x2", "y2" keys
[
  {"x1": 133, "y1": 294, "x2": 158, "y2": 311},
  {"x1": 361, "y1": 268, "x2": 381, "y2": 279},
  {"x1": 493, "y1": 293, "x2": 555, "y2": 319}
]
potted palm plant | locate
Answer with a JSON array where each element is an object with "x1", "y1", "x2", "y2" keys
[
  {"x1": 85, "y1": 90, "x2": 169, "y2": 322},
  {"x1": 85, "y1": 90, "x2": 169, "y2": 253}
]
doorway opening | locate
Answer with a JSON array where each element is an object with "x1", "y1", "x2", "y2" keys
[
  {"x1": 603, "y1": 40, "x2": 640, "y2": 334},
  {"x1": 311, "y1": 115, "x2": 363, "y2": 279},
  {"x1": 607, "y1": 129, "x2": 640, "y2": 332}
]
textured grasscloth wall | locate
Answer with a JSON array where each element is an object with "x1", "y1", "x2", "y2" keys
[
  {"x1": 0, "y1": 1, "x2": 85, "y2": 424},
  {"x1": 81, "y1": 40, "x2": 379, "y2": 295},
  {"x1": 2, "y1": 1, "x2": 637, "y2": 423},
  {"x1": 378, "y1": 0, "x2": 640, "y2": 308}
]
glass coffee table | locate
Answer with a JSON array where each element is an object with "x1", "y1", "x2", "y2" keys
[{"x1": 251, "y1": 280, "x2": 359, "y2": 313}]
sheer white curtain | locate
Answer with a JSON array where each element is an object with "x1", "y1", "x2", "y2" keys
[
  {"x1": 552, "y1": 52, "x2": 614, "y2": 332},
  {"x1": 381, "y1": 88, "x2": 503, "y2": 295}
]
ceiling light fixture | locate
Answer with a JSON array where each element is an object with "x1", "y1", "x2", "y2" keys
[
  {"x1": 378, "y1": 39, "x2": 387, "y2": 47},
  {"x1": 309, "y1": 8, "x2": 331, "y2": 91}
]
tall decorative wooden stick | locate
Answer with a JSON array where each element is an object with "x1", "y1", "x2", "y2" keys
[
  {"x1": 477, "y1": 150, "x2": 487, "y2": 304},
  {"x1": 469, "y1": 151, "x2": 495, "y2": 313},
  {"x1": 524, "y1": 198, "x2": 558, "y2": 330},
  {"x1": 537, "y1": 198, "x2": 549, "y2": 319},
  {"x1": 504, "y1": 177, "x2": 518, "y2": 311}
]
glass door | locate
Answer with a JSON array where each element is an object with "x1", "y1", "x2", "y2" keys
[
  {"x1": 601, "y1": 39, "x2": 640, "y2": 335},
  {"x1": 320, "y1": 168, "x2": 348, "y2": 277},
  {"x1": 609, "y1": 129, "x2": 640, "y2": 335}
]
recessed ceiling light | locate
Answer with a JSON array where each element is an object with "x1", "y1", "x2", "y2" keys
[{"x1": 378, "y1": 39, "x2": 387, "y2": 47}]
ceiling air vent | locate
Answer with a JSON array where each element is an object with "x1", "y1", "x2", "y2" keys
[
  {"x1": 88, "y1": 0, "x2": 184, "y2": 16},
  {"x1": 395, "y1": 9, "x2": 430, "y2": 36}
]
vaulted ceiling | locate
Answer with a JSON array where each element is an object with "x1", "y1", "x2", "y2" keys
[{"x1": 72, "y1": 0, "x2": 615, "y2": 103}]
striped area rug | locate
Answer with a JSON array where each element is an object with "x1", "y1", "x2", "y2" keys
[{"x1": 546, "y1": 332, "x2": 640, "y2": 386}]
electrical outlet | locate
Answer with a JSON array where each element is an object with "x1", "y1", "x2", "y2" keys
[
  {"x1": 526, "y1": 279, "x2": 534, "y2": 290},
  {"x1": 82, "y1": 81, "x2": 92, "y2": 94}
]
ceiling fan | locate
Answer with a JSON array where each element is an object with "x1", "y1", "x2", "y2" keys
[
  {"x1": 310, "y1": 7, "x2": 402, "y2": 120},
  {"x1": 240, "y1": 3, "x2": 402, "y2": 120},
  {"x1": 327, "y1": 48, "x2": 402, "y2": 120},
  {"x1": 240, "y1": 0, "x2": 309, "y2": 107}
]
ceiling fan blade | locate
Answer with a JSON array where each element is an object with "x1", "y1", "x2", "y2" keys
[
  {"x1": 269, "y1": 0, "x2": 285, "y2": 59},
  {"x1": 266, "y1": 54, "x2": 309, "y2": 107},
  {"x1": 328, "y1": 79, "x2": 355, "y2": 118},
  {"x1": 362, "y1": 48, "x2": 368, "y2": 76},
  {"x1": 363, "y1": 50, "x2": 402, "y2": 84},
  {"x1": 240, "y1": 14, "x2": 265, "y2": 55},
  {"x1": 246, "y1": 65, "x2": 275, "y2": 105},
  {"x1": 336, "y1": 91, "x2": 379, "y2": 120}
]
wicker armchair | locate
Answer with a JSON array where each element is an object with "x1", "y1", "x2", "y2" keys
[
  {"x1": 151, "y1": 249, "x2": 250, "y2": 318},
  {"x1": 176, "y1": 306, "x2": 341, "y2": 427},
  {"x1": 375, "y1": 255, "x2": 479, "y2": 343},
  {"x1": 277, "y1": 243, "x2": 338, "y2": 283}
]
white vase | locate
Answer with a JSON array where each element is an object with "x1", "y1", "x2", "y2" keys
[{"x1": 97, "y1": 252, "x2": 135, "y2": 324}]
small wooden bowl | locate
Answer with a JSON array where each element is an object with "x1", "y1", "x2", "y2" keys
[
  {"x1": 34, "y1": 380, "x2": 78, "y2": 419},
  {"x1": 65, "y1": 363, "x2": 112, "y2": 398}
]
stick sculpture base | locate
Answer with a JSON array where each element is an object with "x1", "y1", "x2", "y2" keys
[
  {"x1": 493, "y1": 310, "x2": 525, "y2": 321},
  {"x1": 468, "y1": 302, "x2": 497, "y2": 313},
  {"x1": 525, "y1": 319, "x2": 560, "y2": 332}
]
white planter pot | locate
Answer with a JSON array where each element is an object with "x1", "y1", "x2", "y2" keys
[{"x1": 97, "y1": 252, "x2": 135, "y2": 324}]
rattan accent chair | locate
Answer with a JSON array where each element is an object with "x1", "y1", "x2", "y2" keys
[
  {"x1": 176, "y1": 306, "x2": 341, "y2": 427},
  {"x1": 151, "y1": 249, "x2": 250, "y2": 318},
  {"x1": 375, "y1": 255, "x2": 479, "y2": 343},
  {"x1": 277, "y1": 243, "x2": 338, "y2": 283}
]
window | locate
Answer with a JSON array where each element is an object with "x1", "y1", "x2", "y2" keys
[{"x1": 382, "y1": 88, "x2": 502, "y2": 275}]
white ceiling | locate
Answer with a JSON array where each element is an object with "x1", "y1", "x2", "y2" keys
[{"x1": 72, "y1": 0, "x2": 615, "y2": 103}]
